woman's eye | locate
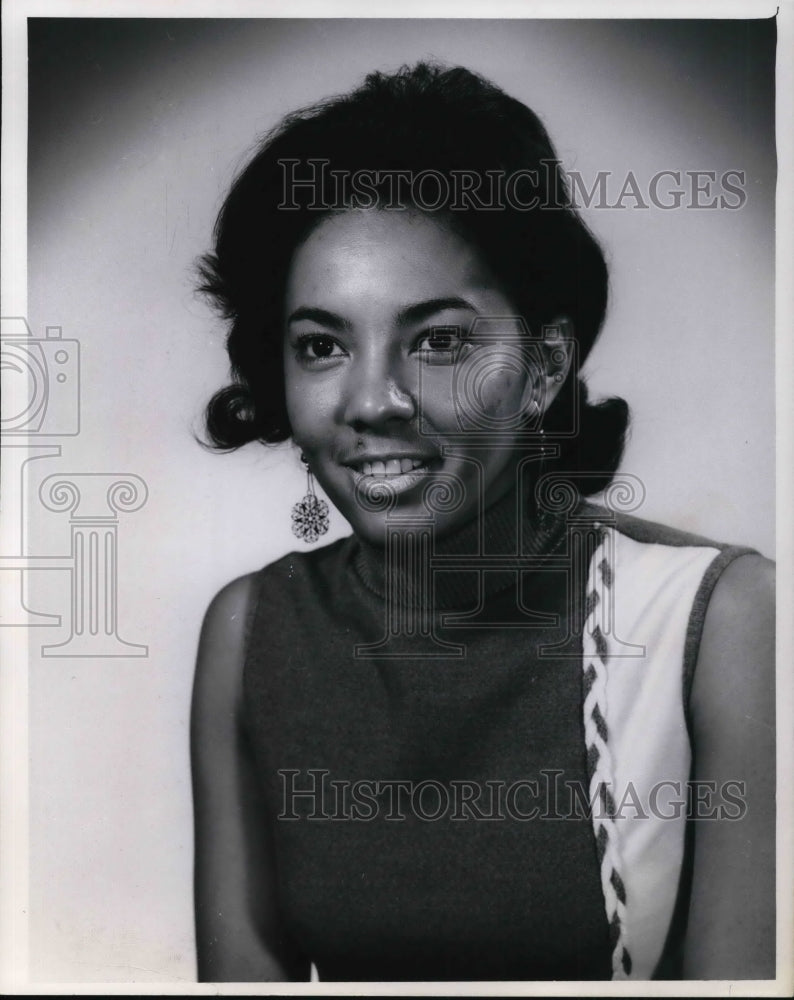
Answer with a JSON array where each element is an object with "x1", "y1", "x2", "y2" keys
[
  {"x1": 413, "y1": 325, "x2": 468, "y2": 361},
  {"x1": 295, "y1": 334, "x2": 345, "y2": 364}
]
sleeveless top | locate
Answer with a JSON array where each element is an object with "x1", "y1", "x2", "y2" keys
[{"x1": 241, "y1": 491, "x2": 754, "y2": 981}]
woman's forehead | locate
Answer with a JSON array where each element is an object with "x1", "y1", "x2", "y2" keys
[{"x1": 285, "y1": 208, "x2": 505, "y2": 313}]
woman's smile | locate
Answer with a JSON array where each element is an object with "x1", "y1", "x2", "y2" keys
[
  {"x1": 345, "y1": 454, "x2": 444, "y2": 506},
  {"x1": 283, "y1": 208, "x2": 563, "y2": 545}
]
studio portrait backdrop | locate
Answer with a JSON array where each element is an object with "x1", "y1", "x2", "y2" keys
[{"x1": 21, "y1": 15, "x2": 775, "y2": 983}]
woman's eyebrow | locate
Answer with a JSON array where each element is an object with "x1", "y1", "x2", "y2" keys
[
  {"x1": 396, "y1": 297, "x2": 477, "y2": 326},
  {"x1": 286, "y1": 297, "x2": 477, "y2": 330},
  {"x1": 287, "y1": 306, "x2": 351, "y2": 330}
]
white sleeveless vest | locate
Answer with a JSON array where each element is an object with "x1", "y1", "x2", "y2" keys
[{"x1": 579, "y1": 508, "x2": 754, "y2": 979}]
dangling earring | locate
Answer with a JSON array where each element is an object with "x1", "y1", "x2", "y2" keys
[
  {"x1": 291, "y1": 453, "x2": 329, "y2": 544},
  {"x1": 537, "y1": 426, "x2": 549, "y2": 479}
]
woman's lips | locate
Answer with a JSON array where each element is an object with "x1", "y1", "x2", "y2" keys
[
  {"x1": 347, "y1": 457, "x2": 438, "y2": 497},
  {"x1": 358, "y1": 457, "x2": 426, "y2": 476}
]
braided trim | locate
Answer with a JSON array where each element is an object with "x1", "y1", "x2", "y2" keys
[{"x1": 582, "y1": 524, "x2": 632, "y2": 979}]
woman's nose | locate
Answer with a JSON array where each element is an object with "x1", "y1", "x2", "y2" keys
[{"x1": 341, "y1": 358, "x2": 416, "y2": 430}]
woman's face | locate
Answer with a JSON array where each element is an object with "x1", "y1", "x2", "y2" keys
[{"x1": 284, "y1": 208, "x2": 560, "y2": 545}]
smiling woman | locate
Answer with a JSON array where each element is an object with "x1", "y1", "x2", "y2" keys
[
  {"x1": 283, "y1": 209, "x2": 573, "y2": 544},
  {"x1": 190, "y1": 63, "x2": 774, "y2": 983}
]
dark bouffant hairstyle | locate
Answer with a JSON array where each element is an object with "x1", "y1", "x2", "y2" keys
[{"x1": 199, "y1": 61, "x2": 629, "y2": 493}]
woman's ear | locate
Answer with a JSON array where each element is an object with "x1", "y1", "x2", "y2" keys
[
  {"x1": 518, "y1": 316, "x2": 575, "y2": 419},
  {"x1": 537, "y1": 316, "x2": 575, "y2": 416}
]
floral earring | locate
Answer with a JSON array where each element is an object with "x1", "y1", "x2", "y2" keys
[{"x1": 291, "y1": 453, "x2": 330, "y2": 543}]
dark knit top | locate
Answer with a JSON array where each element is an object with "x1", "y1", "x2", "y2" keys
[{"x1": 242, "y1": 492, "x2": 614, "y2": 981}]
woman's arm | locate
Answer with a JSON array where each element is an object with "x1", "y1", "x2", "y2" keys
[
  {"x1": 191, "y1": 575, "x2": 310, "y2": 982},
  {"x1": 683, "y1": 553, "x2": 776, "y2": 979}
]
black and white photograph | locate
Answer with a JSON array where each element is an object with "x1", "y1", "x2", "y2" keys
[{"x1": 1, "y1": 0, "x2": 792, "y2": 993}]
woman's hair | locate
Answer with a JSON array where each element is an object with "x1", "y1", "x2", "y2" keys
[{"x1": 199, "y1": 61, "x2": 629, "y2": 493}]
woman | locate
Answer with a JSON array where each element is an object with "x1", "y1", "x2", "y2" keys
[{"x1": 191, "y1": 63, "x2": 775, "y2": 982}]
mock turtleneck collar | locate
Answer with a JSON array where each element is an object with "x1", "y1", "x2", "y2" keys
[{"x1": 350, "y1": 485, "x2": 569, "y2": 611}]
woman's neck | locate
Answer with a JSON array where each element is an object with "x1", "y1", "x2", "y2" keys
[{"x1": 351, "y1": 481, "x2": 568, "y2": 611}]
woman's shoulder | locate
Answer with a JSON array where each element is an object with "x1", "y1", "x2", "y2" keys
[
  {"x1": 580, "y1": 503, "x2": 775, "y2": 691},
  {"x1": 200, "y1": 535, "x2": 355, "y2": 649},
  {"x1": 693, "y1": 549, "x2": 775, "y2": 713},
  {"x1": 194, "y1": 572, "x2": 260, "y2": 712},
  {"x1": 702, "y1": 548, "x2": 775, "y2": 604},
  {"x1": 583, "y1": 500, "x2": 759, "y2": 555},
  {"x1": 583, "y1": 501, "x2": 772, "y2": 611},
  {"x1": 682, "y1": 549, "x2": 775, "y2": 978}
]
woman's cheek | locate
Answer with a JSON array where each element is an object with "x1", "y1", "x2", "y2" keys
[
  {"x1": 457, "y1": 368, "x2": 528, "y2": 430},
  {"x1": 415, "y1": 368, "x2": 459, "y2": 434},
  {"x1": 489, "y1": 371, "x2": 521, "y2": 413},
  {"x1": 285, "y1": 374, "x2": 337, "y2": 438}
]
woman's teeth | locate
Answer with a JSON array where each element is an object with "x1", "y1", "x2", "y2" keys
[{"x1": 359, "y1": 458, "x2": 426, "y2": 476}]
